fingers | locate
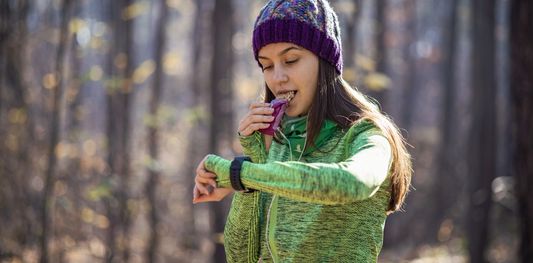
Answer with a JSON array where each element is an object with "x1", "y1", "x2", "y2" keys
[
  {"x1": 196, "y1": 154, "x2": 214, "y2": 176},
  {"x1": 239, "y1": 123, "x2": 272, "y2": 137},
  {"x1": 238, "y1": 104, "x2": 276, "y2": 136},
  {"x1": 240, "y1": 101, "x2": 268, "y2": 127},
  {"x1": 248, "y1": 104, "x2": 274, "y2": 117},
  {"x1": 196, "y1": 174, "x2": 217, "y2": 188},
  {"x1": 196, "y1": 154, "x2": 210, "y2": 173},
  {"x1": 193, "y1": 187, "x2": 234, "y2": 203},
  {"x1": 249, "y1": 101, "x2": 271, "y2": 111},
  {"x1": 198, "y1": 172, "x2": 217, "y2": 189},
  {"x1": 194, "y1": 179, "x2": 211, "y2": 196},
  {"x1": 198, "y1": 172, "x2": 217, "y2": 179},
  {"x1": 240, "y1": 115, "x2": 275, "y2": 132},
  {"x1": 193, "y1": 185, "x2": 201, "y2": 201}
]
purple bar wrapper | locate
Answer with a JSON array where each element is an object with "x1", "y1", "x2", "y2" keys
[{"x1": 258, "y1": 99, "x2": 289, "y2": 136}]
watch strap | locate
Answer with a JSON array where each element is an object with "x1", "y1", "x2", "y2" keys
[{"x1": 230, "y1": 156, "x2": 255, "y2": 192}]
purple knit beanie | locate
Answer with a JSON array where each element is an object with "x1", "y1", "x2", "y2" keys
[{"x1": 253, "y1": 0, "x2": 343, "y2": 75}]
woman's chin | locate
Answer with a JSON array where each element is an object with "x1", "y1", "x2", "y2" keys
[{"x1": 284, "y1": 107, "x2": 299, "y2": 117}]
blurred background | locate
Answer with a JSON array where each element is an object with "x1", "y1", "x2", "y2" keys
[{"x1": 1, "y1": 0, "x2": 531, "y2": 262}]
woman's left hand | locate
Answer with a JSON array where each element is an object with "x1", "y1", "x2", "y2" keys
[{"x1": 193, "y1": 155, "x2": 234, "y2": 203}]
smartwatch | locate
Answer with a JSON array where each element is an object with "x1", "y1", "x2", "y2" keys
[{"x1": 230, "y1": 156, "x2": 256, "y2": 193}]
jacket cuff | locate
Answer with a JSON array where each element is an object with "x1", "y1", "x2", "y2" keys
[{"x1": 205, "y1": 154, "x2": 232, "y2": 188}]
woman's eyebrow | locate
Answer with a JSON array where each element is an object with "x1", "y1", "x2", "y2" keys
[
  {"x1": 257, "y1": 46, "x2": 301, "y2": 60},
  {"x1": 278, "y1": 46, "x2": 301, "y2": 56}
]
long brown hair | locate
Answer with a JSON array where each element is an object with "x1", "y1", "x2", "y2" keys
[{"x1": 263, "y1": 57, "x2": 412, "y2": 214}]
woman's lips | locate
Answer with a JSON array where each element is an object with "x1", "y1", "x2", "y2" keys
[{"x1": 275, "y1": 91, "x2": 295, "y2": 101}]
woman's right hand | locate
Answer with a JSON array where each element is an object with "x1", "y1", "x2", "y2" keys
[{"x1": 238, "y1": 101, "x2": 275, "y2": 137}]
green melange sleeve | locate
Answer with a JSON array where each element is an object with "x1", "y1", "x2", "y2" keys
[
  {"x1": 205, "y1": 128, "x2": 392, "y2": 205},
  {"x1": 239, "y1": 131, "x2": 269, "y2": 164},
  {"x1": 213, "y1": 131, "x2": 265, "y2": 263}
]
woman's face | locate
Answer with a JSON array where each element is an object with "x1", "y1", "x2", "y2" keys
[{"x1": 258, "y1": 42, "x2": 319, "y2": 117}]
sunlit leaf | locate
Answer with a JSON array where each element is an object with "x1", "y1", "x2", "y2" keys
[
  {"x1": 54, "y1": 180, "x2": 68, "y2": 196},
  {"x1": 364, "y1": 72, "x2": 391, "y2": 91},
  {"x1": 68, "y1": 18, "x2": 88, "y2": 33},
  {"x1": 142, "y1": 114, "x2": 157, "y2": 127},
  {"x1": 114, "y1": 53, "x2": 128, "y2": 69},
  {"x1": 63, "y1": 235, "x2": 76, "y2": 248},
  {"x1": 120, "y1": 78, "x2": 132, "y2": 94},
  {"x1": 90, "y1": 65, "x2": 103, "y2": 81},
  {"x1": 83, "y1": 140, "x2": 96, "y2": 156},
  {"x1": 94, "y1": 215, "x2": 110, "y2": 229},
  {"x1": 68, "y1": 143, "x2": 78, "y2": 158},
  {"x1": 43, "y1": 73, "x2": 59, "y2": 89},
  {"x1": 77, "y1": 27, "x2": 91, "y2": 46},
  {"x1": 167, "y1": 0, "x2": 195, "y2": 14},
  {"x1": 5, "y1": 134, "x2": 18, "y2": 151},
  {"x1": 8, "y1": 108, "x2": 27, "y2": 124},
  {"x1": 90, "y1": 36, "x2": 103, "y2": 49},
  {"x1": 438, "y1": 219, "x2": 454, "y2": 242},
  {"x1": 92, "y1": 22, "x2": 108, "y2": 37},
  {"x1": 157, "y1": 105, "x2": 174, "y2": 120},
  {"x1": 232, "y1": 32, "x2": 249, "y2": 51},
  {"x1": 356, "y1": 55, "x2": 376, "y2": 72},
  {"x1": 342, "y1": 67, "x2": 356, "y2": 83},
  {"x1": 140, "y1": 198, "x2": 152, "y2": 213},
  {"x1": 122, "y1": 1, "x2": 150, "y2": 20},
  {"x1": 67, "y1": 80, "x2": 80, "y2": 103},
  {"x1": 182, "y1": 106, "x2": 211, "y2": 127},
  {"x1": 79, "y1": 207, "x2": 94, "y2": 223},
  {"x1": 127, "y1": 199, "x2": 138, "y2": 213},
  {"x1": 55, "y1": 141, "x2": 69, "y2": 159},
  {"x1": 213, "y1": 233, "x2": 224, "y2": 244},
  {"x1": 142, "y1": 155, "x2": 161, "y2": 172},
  {"x1": 57, "y1": 196, "x2": 73, "y2": 210},
  {"x1": 32, "y1": 176, "x2": 44, "y2": 192},
  {"x1": 236, "y1": 78, "x2": 260, "y2": 101},
  {"x1": 332, "y1": 2, "x2": 356, "y2": 14},
  {"x1": 87, "y1": 183, "x2": 112, "y2": 201},
  {"x1": 133, "y1": 60, "x2": 156, "y2": 84},
  {"x1": 163, "y1": 52, "x2": 180, "y2": 75}
]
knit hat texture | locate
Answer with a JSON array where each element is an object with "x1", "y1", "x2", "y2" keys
[{"x1": 252, "y1": 0, "x2": 343, "y2": 74}]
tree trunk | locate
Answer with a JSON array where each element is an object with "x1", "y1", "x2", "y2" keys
[
  {"x1": 340, "y1": 0, "x2": 361, "y2": 87},
  {"x1": 510, "y1": 0, "x2": 533, "y2": 261},
  {"x1": 119, "y1": 0, "x2": 134, "y2": 259},
  {"x1": 183, "y1": 0, "x2": 210, "y2": 260},
  {"x1": 146, "y1": 1, "x2": 169, "y2": 262},
  {"x1": 105, "y1": 0, "x2": 134, "y2": 261},
  {"x1": 434, "y1": 0, "x2": 458, "y2": 241},
  {"x1": 0, "y1": 0, "x2": 7, "y2": 115},
  {"x1": 105, "y1": 1, "x2": 122, "y2": 261},
  {"x1": 210, "y1": 0, "x2": 234, "y2": 261},
  {"x1": 467, "y1": 1, "x2": 496, "y2": 262},
  {"x1": 40, "y1": 1, "x2": 73, "y2": 262},
  {"x1": 367, "y1": 0, "x2": 387, "y2": 107}
]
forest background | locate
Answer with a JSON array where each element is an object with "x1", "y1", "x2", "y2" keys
[{"x1": 1, "y1": 0, "x2": 532, "y2": 262}]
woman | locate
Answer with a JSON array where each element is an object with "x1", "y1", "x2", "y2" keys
[{"x1": 193, "y1": 0, "x2": 412, "y2": 262}]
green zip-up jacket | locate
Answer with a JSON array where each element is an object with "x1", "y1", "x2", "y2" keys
[{"x1": 205, "y1": 119, "x2": 393, "y2": 263}]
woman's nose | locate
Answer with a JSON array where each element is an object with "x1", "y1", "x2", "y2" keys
[{"x1": 272, "y1": 66, "x2": 288, "y2": 85}]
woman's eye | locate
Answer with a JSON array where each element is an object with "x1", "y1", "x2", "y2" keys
[
  {"x1": 262, "y1": 65, "x2": 273, "y2": 71},
  {"x1": 286, "y1": 59, "x2": 298, "y2": 65}
]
